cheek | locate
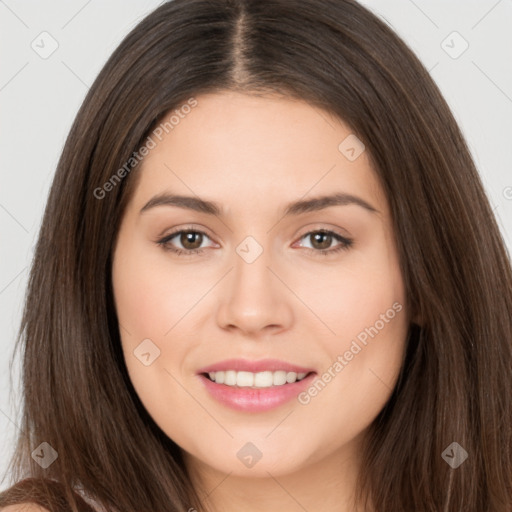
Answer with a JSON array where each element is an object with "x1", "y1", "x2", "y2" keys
[
  {"x1": 299, "y1": 316, "x2": 407, "y2": 450},
  {"x1": 112, "y1": 234, "x2": 211, "y2": 342},
  {"x1": 287, "y1": 232, "x2": 406, "y2": 346}
]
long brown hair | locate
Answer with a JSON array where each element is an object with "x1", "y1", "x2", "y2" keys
[{"x1": 1, "y1": 0, "x2": 511, "y2": 510}]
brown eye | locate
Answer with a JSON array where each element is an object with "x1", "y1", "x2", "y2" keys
[
  {"x1": 179, "y1": 231, "x2": 204, "y2": 250},
  {"x1": 157, "y1": 228, "x2": 214, "y2": 255},
  {"x1": 310, "y1": 232, "x2": 334, "y2": 250}
]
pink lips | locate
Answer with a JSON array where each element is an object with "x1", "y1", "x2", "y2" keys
[
  {"x1": 197, "y1": 358, "x2": 315, "y2": 374},
  {"x1": 196, "y1": 358, "x2": 316, "y2": 412}
]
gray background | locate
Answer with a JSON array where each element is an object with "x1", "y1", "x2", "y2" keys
[{"x1": 1, "y1": 0, "x2": 511, "y2": 488}]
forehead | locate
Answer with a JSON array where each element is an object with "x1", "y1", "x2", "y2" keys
[{"x1": 130, "y1": 91, "x2": 386, "y2": 217}]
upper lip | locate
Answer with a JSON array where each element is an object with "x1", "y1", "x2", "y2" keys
[{"x1": 197, "y1": 358, "x2": 316, "y2": 374}]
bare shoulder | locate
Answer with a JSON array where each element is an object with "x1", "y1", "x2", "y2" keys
[{"x1": 1, "y1": 504, "x2": 51, "y2": 512}]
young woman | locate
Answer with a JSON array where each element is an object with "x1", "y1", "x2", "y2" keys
[{"x1": 1, "y1": 0, "x2": 511, "y2": 511}]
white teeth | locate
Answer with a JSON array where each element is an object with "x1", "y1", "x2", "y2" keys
[
  {"x1": 236, "y1": 371, "x2": 254, "y2": 387},
  {"x1": 225, "y1": 370, "x2": 237, "y2": 385},
  {"x1": 286, "y1": 371, "x2": 297, "y2": 383},
  {"x1": 254, "y1": 371, "x2": 273, "y2": 387},
  {"x1": 272, "y1": 371, "x2": 287, "y2": 386},
  {"x1": 206, "y1": 370, "x2": 309, "y2": 387}
]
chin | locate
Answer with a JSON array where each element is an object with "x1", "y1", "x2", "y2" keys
[{"x1": 187, "y1": 437, "x2": 313, "y2": 478}]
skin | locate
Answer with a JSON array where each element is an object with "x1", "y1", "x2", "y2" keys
[{"x1": 112, "y1": 91, "x2": 411, "y2": 512}]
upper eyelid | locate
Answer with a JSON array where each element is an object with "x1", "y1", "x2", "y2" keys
[{"x1": 161, "y1": 227, "x2": 215, "y2": 242}]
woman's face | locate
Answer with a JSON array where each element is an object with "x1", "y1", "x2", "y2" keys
[{"x1": 112, "y1": 91, "x2": 410, "y2": 480}]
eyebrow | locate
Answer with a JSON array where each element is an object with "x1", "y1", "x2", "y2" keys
[{"x1": 139, "y1": 191, "x2": 379, "y2": 216}]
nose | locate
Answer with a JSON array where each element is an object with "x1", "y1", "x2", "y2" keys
[{"x1": 215, "y1": 245, "x2": 294, "y2": 336}]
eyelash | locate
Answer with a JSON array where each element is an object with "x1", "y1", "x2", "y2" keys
[{"x1": 156, "y1": 228, "x2": 353, "y2": 257}]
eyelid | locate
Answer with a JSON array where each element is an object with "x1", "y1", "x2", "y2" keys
[
  {"x1": 291, "y1": 222, "x2": 351, "y2": 242},
  {"x1": 156, "y1": 223, "x2": 215, "y2": 240}
]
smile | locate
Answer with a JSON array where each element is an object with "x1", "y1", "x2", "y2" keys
[{"x1": 196, "y1": 359, "x2": 317, "y2": 412}]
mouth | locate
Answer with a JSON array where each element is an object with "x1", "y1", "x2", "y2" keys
[{"x1": 196, "y1": 359, "x2": 317, "y2": 412}]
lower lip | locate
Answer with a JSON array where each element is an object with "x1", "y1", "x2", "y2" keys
[{"x1": 198, "y1": 373, "x2": 316, "y2": 412}]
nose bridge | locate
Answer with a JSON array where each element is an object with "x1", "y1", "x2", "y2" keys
[
  {"x1": 215, "y1": 233, "x2": 293, "y2": 333},
  {"x1": 231, "y1": 235, "x2": 275, "y2": 305}
]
